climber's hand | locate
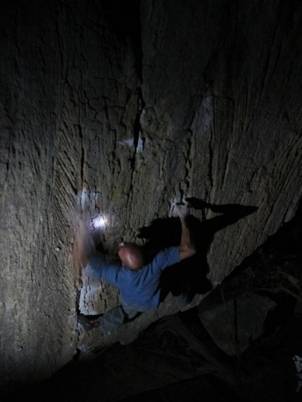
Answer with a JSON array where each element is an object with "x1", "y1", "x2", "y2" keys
[{"x1": 171, "y1": 203, "x2": 189, "y2": 219}]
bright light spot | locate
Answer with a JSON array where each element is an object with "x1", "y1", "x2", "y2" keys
[
  {"x1": 118, "y1": 137, "x2": 144, "y2": 152},
  {"x1": 92, "y1": 214, "x2": 108, "y2": 229}
]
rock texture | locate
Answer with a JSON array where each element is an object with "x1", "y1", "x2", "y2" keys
[
  {"x1": 199, "y1": 293, "x2": 276, "y2": 356},
  {"x1": 0, "y1": 0, "x2": 301, "y2": 385}
]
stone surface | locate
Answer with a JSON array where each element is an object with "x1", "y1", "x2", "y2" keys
[
  {"x1": 199, "y1": 293, "x2": 276, "y2": 356},
  {"x1": 0, "y1": 0, "x2": 301, "y2": 385}
]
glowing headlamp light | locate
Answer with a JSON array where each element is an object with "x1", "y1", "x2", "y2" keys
[{"x1": 91, "y1": 214, "x2": 108, "y2": 230}]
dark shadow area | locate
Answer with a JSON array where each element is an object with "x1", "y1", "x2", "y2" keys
[
  {"x1": 260, "y1": 292, "x2": 297, "y2": 344},
  {"x1": 198, "y1": 198, "x2": 302, "y2": 314},
  {"x1": 119, "y1": 374, "x2": 245, "y2": 402},
  {"x1": 100, "y1": 0, "x2": 143, "y2": 81},
  {"x1": 138, "y1": 199, "x2": 258, "y2": 302}
]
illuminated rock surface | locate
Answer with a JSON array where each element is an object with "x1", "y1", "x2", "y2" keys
[{"x1": 0, "y1": 0, "x2": 301, "y2": 388}]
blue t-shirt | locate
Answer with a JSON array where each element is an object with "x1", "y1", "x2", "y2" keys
[{"x1": 86, "y1": 247, "x2": 180, "y2": 311}]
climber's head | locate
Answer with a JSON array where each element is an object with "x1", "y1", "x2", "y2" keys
[{"x1": 118, "y1": 242, "x2": 144, "y2": 270}]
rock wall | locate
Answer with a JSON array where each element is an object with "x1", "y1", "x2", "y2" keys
[{"x1": 0, "y1": 0, "x2": 301, "y2": 385}]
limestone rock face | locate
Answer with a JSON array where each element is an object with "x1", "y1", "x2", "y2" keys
[{"x1": 0, "y1": 0, "x2": 301, "y2": 384}]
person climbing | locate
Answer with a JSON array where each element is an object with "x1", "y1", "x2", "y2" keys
[{"x1": 76, "y1": 204, "x2": 196, "y2": 335}]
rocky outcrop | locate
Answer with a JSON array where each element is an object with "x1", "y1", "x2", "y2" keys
[{"x1": 0, "y1": 0, "x2": 301, "y2": 385}]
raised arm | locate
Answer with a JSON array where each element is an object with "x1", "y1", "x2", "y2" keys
[{"x1": 174, "y1": 205, "x2": 196, "y2": 260}]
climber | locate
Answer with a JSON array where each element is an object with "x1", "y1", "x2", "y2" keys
[{"x1": 76, "y1": 204, "x2": 196, "y2": 334}]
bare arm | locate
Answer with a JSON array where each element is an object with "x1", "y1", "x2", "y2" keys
[
  {"x1": 173, "y1": 204, "x2": 196, "y2": 260},
  {"x1": 179, "y1": 214, "x2": 196, "y2": 260}
]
